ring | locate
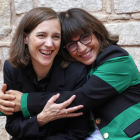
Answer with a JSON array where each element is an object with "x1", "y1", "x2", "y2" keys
[{"x1": 65, "y1": 110, "x2": 68, "y2": 114}]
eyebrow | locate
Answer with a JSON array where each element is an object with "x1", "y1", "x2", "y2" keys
[{"x1": 36, "y1": 32, "x2": 61, "y2": 35}]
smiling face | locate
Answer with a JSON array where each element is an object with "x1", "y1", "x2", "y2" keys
[
  {"x1": 69, "y1": 33, "x2": 100, "y2": 65},
  {"x1": 24, "y1": 19, "x2": 61, "y2": 70}
]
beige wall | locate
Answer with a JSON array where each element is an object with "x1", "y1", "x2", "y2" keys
[{"x1": 0, "y1": 0, "x2": 140, "y2": 139}]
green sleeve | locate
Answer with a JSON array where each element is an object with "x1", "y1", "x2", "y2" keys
[
  {"x1": 0, "y1": 111, "x2": 4, "y2": 116},
  {"x1": 21, "y1": 93, "x2": 31, "y2": 119},
  {"x1": 91, "y1": 55, "x2": 140, "y2": 94}
]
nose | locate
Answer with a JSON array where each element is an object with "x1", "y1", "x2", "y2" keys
[
  {"x1": 45, "y1": 37, "x2": 53, "y2": 47},
  {"x1": 77, "y1": 41, "x2": 87, "y2": 52}
]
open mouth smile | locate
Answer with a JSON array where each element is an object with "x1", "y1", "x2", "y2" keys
[
  {"x1": 81, "y1": 49, "x2": 92, "y2": 58},
  {"x1": 39, "y1": 50, "x2": 53, "y2": 55}
]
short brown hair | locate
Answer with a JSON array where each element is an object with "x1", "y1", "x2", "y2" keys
[
  {"x1": 58, "y1": 8, "x2": 119, "y2": 64},
  {"x1": 9, "y1": 7, "x2": 59, "y2": 68}
]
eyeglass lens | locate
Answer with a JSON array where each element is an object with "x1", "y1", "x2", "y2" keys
[{"x1": 66, "y1": 33, "x2": 91, "y2": 52}]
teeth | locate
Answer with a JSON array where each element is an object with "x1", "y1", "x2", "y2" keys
[
  {"x1": 40, "y1": 50, "x2": 52, "y2": 55},
  {"x1": 81, "y1": 50, "x2": 91, "y2": 57}
]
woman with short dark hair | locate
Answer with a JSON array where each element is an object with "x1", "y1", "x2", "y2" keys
[{"x1": 58, "y1": 8, "x2": 140, "y2": 140}]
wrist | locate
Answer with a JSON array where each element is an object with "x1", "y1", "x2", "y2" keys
[
  {"x1": 18, "y1": 102, "x2": 21, "y2": 110},
  {"x1": 37, "y1": 112, "x2": 49, "y2": 127}
]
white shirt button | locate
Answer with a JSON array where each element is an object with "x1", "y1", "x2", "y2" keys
[{"x1": 103, "y1": 133, "x2": 109, "y2": 139}]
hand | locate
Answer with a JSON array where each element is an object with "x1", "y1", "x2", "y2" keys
[
  {"x1": 5, "y1": 90, "x2": 23, "y2": 112},
  {"x1": 37, "y1": 93, "x2": 83, "y2": 127},
  {"x1": 0, "y1": 84, "x2": 16, "y2": 115}
]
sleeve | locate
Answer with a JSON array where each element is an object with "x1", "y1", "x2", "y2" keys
[
  {"x1": 26, "y1": 55, "x2": 137, "y2": 114},
  {"x1": 0, "y1": 111, "x2": 4, "y2": 115},
  {"x1": 4, "y1": 61, "x2": 44, "y2": 138}
]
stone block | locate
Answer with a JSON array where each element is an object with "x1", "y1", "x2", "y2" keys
[
  {"x1": 108, "y1": 14, "x2": 130, "y2": 20},
  {"x1": 0, "y1": 48, "x2": 3, "y2": 71},
  {"x1": 0, "y1": 71, "x2": 3, "y2": 89},
  {"x1": 0, "y1": 0, "x2": 11, "y2": 42},
  {"x1": 0, "y1": 42, "x2": 11, "y2": 47},
  {"x1": 0, "y1": 0, "x2": 11, "y2": 27},
  {"x1": 15, "y1": 0, "x2": 34, "y2": 14},
  {"x1": 131, "y1": 13, "x2": 140, "y2": 19},
  {"x1": 105, "y1": 22, "x2": 140, "y2": 45},
  {"x1": 2, "y1": 48, "x2": 10, "y2": 61},
  {"x1": 123, "y1": 47, "x2": 140, "y2": 71},
  {"x1": 114, "y1": 0, "x2": 140, "y2": 13},
  {"x1": 0, "y1": 26, "x2": 12, "y2": 40},
  {"x1": 0, "y1": 114, "x2": 7, "y2": 140},
  {"x1": 106, "y1": 0, "x2": 112, "y2": 13},
  {"x1": 93, "y1": 14, "x2": 108, "y2": 22},
  {"x1": 37, "y1": 0, "x2": 102, "y2": 12}
]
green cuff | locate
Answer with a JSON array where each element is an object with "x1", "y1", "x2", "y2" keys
[
  {"x1": 21, "y1": 93, "x2": 31, "y2": 119},
  {"x1": 0, "y1": 111, "x2": 4, "y2": 116}
]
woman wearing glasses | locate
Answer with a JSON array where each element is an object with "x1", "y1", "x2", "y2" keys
[
  {"x1": 58, "y1": 8, "x2": 140, "y2": 140},
  {"x1": 1, "y1": 8, "x2": 140, "y2": 140}
]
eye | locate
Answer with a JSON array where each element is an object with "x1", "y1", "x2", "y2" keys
[
  {"x1": 67, "y1": 42, "x2": 75, "y2": 48},
  {"x1": 81, "y1": 34, "x2": 90, "y2": 41},
  {"x1": 53, "y1": 35, "x2": 61, "y2": 40},
  {"x1": 37, "y1": 34, "x2": 45, "y2": 38}
]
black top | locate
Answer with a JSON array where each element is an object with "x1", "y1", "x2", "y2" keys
[{"x1": 4, "y1": 55, "x2": 90, "y2": 140}]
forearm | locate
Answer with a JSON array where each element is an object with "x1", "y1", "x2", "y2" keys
[
  {"x1": 37, "y1": 112, "x2": 50, "y2": 127},
  {"x1": 6, "y1": 112, "x2": 42, "y2": 138},
  {"x1": 27, "y1": 75, "x2": 118, "y2": 115}
]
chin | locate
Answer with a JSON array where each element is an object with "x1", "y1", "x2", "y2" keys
[
  {"x1": 81, "y1": 59, "x2": 96, "y2": 65},
  {"x1": 40, "y1": 61, "x2": 52, "y2": 67},
  {"x1": 83, "y1": 62, "x2": 92, "y2": 65}
]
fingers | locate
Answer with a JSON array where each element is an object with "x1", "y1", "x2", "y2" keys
[
  {"x1": 0, "y1": 104, "x2": 14, "y2": 115},
  {"x1": 0, "y1": 110, "x2": 14, "y2": 115},
  {"x1": 5, "y1": 90, "x2": 23, "y2": 95},
  {"x1": 0, "y1": 93, "x2": 15, "y2": 100},
  {"x1": 55, "y1": 112, "x2": 83, "y2": 120},
  {"x1": 64, "y1": 112, "x2": 83, "y2": 117},
  {"x1": 5, "y1": 112, "x2": 14, "y2": 115},
  {"x1": 54, "y1": 105, "x2": 83, "y2": 120},
  {"x1": 0, "y1": 105, "x2": 14, "y2": 112},
  {"x1": 1, "y1": 84, "x2": 7, "y2": 92},
  {"x1": 66, "y1": 105, "x2": 83, "y2": 113},
  {"x1": 59, "y1": 95, "x2": 76, "y2": 108},
  {"x1": 5, "y1": 90, "x2": 17, "y2": 95},
  {"x1": 47, "y1": 94, "x2": 60, "y2": 105},
  {"x1": 0, "y1": 99, "x2": 15, "y2": 107}
]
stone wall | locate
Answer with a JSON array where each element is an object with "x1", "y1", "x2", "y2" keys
[{"x1": 0, "y1": 0, "x2": 140, "y2": 139}]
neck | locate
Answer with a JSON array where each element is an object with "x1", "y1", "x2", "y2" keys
[{"x1": 32, "y1": 62, "x2": 53, "y2": 81}]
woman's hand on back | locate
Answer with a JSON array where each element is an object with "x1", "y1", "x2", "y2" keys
[
  {"x1": 37, "y1": 93, "x2": 83, "y2": 127},
  {"x1": 0, "y1": 84, "x2": 15, "y2": 115},
  {"x1": 5, "y1": 90, "x2": 23, "y2": 112}
]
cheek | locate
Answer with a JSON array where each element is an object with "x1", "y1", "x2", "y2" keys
[
  {"x1": 55, "y1": 41, "x2": 61, "y2": 50},
  {"x1": 69, "y1": 52, "x2": 77, "y2": 59}
]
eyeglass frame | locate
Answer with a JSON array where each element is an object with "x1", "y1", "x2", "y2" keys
[{"x1": 63, "y1": 32, "x2": 92, "y2": 52}]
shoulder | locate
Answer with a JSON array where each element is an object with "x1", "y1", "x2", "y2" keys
[
  {"x1": 54, "y1": 55, "x2": 87, "y2": 74},
  {"x1": 96, "y1": 45, "x2": 129, "y2": 65},
  {"x1": 65, "y1": 61, "x2": 87, "y2": 75},
  {"x1": 64, "y1": 62, "x2": 88, "y2": 87},
  {"x1": 4, "y1": 60, "x2": 20, "y2": 75}
]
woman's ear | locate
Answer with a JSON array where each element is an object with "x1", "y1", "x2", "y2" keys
[{"x1": 24, "y1": 33, "x2": 28, "y2": 44}]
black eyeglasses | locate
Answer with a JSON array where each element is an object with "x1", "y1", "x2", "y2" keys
[{"x1": 64, "y1": 33, "x2": 92, "y2": 52}]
